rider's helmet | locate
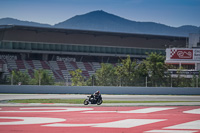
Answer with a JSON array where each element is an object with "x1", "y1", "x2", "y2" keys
[{"x1": 95, "y1": 91, "x2": 100, "y2": 94}]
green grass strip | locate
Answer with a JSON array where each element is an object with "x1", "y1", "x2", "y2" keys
[{"x1": 6, "y1": 99, "x2": 200, "y2": 104}]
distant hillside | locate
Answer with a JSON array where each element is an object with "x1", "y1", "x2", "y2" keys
[
  {"x1": 54, "y1": 10, "x2": 200, "y2": 37},
  {"x1": 0, "y1": 18, "x2": 51, "y2": 27},
  {"x1": 0, "y1": 11, "x2": 199, "y2": 37}
]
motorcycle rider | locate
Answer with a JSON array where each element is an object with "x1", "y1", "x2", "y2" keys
[
  {"x1": 84, "y1": 90, "x2": 102, "y2": 105},
  {"x1": 90, "y1": 91, "x2": 100, "y2": 101}
]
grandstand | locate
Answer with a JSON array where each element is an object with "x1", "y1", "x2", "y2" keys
[{"x1": 0, "y1": 25, "x2": 187, "y2": 83}]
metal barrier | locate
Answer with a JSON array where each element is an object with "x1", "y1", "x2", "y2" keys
[{"x1": 0, "y1": 85, "x2": 200, "y2": 95}]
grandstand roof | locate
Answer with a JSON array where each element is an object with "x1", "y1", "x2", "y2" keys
[
  {"x1": 0, "y1": 25, "x2": 187, "y2": 40},
  {"x1": 0, "y1": 25, "x2": 187, "y2": 50}
]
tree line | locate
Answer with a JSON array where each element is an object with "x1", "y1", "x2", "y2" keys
[
  {"x1": 9, "y1": 69, "x2": 54, "y2": 85},
  {"x1": 4, "y1": 53, "x2": 200, "y2": 87},
  {"x1": 71, "y1": 53, "x2": 200, "y2": 87}
]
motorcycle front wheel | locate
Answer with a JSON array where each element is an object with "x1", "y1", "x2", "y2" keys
[{"x1": 97, "y1": 99, "x2": 103, "y2": 105}]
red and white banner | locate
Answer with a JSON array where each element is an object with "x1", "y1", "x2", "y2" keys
[
  {"x1": 166, "y1": 48, "x2": 200, "y2": 60},
  {"x1": 170, "y1": 49, "x2": 193, "y2": 59}
]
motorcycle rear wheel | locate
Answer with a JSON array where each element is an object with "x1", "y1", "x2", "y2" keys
[{"x1": 84, "y1": 99, "x2": 89, "y2": 105}]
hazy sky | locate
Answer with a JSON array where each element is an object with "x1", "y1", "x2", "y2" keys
[{"x1": 0, "y1": 0, "x2": 199, "y2": 27}]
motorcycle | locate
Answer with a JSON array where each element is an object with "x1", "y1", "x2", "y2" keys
[{"x1": 84, "y1": 94, "x2": 103, "y2": 105}]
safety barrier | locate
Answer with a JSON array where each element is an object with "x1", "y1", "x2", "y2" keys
[{"x1": 0, "y1": 85, "x2": 200, "y2": 95}]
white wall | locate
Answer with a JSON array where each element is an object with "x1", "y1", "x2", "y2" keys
[{"x1": 189, "y1": 33, "x2": 200, "y2": 48}]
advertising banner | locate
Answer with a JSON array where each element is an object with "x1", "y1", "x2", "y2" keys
[
  {"x1": 167, "y1": 48, "x2": 200, "y2": 60},
  {"x1": 167, "y1": 71, "x2": 199, "y2": 75},
  {"x1": 170, "y1": 49, "x2": 193, "y2": 59},
  {"x1": 193, "y1": 49, "x2": 200, "y2": 60}
]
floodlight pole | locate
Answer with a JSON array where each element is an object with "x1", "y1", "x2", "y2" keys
[
  {"x1": 92, "y1": 75, "x2": 94, "y2": 86},
  {"x1": 39, "y1": 71, "x2": 41, "y2": 86},
  {"x1": 146, "y1": 76, "x2": 147, "y2": 87},
  {"x1": 39, "y1": 75, "x2": 41, "y2": 86},
  {"x1": 171, "y1": 75, "x2": 172, "y2": 87},
  {"x1": 11, "y1": 73, "x2": 13, "y2": 85},
  {"x1": 65, "y1": 76, "x2": 68, "y2": 86},
  {"x1": 120, "y1": 77, "x2": 122, "y2": 87}
]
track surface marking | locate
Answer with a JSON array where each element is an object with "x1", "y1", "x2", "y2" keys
[{"x1": 0, "y1": 106, "x2": 199, "y2": 133}]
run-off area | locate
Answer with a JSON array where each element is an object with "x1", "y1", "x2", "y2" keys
[{"x1": 0, "y1": 106, "x2": 199, "y2": 133}]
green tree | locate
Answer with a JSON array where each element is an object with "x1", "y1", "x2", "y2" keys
[
  {"x1": 172, "y1": 67, "x2": 192, "y2": 87},
  {"x1": 30, "y1": 69, "x2": 54, "y2": 85},
  {"x1": 115, "y1": 56, "x2": 137, "y2": 86},
  {"x1": 134, "y1": 62, "x2": 148, "y2": 86},
  {"x1": 197, "y1": 72, "x2": 200, "y2": 87},
  {"x1": 86, "y1": 75, "x2": 96, "y2": 86},
  {"x1": 10, "y1": 70, "x2": 30, "y2": 85},
  {"x1": 70, "y1": 69, "x2": 86, "y2": 86},
  {"x1": 191, "y1": 72, "x2": 200, "y2": 87},
  {"x1": 144, "y1": 52, "x2": 167, "y2": 87},
  {"x1": 95, "y1": 63, "x2": 117, "y2": 86}
]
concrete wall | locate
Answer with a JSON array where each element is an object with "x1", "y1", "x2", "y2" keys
[{"x1": 0, "y1": 85, "x2": 200, "y2": 95}]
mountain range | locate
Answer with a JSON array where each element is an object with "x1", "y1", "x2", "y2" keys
[{"x1": 0, "y1": 10, "x2": 199, "y2": 37}]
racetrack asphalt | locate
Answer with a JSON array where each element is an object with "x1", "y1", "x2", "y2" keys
[
  {"x1": 1, "y1": 94, "x2": 200, "y2": 101},
  {"x1": 1, "y1": 102, "x2": 200, "y2": 107},
  {"x1": 0, "y1": 94, "x2": 200, "y2": 106}
]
